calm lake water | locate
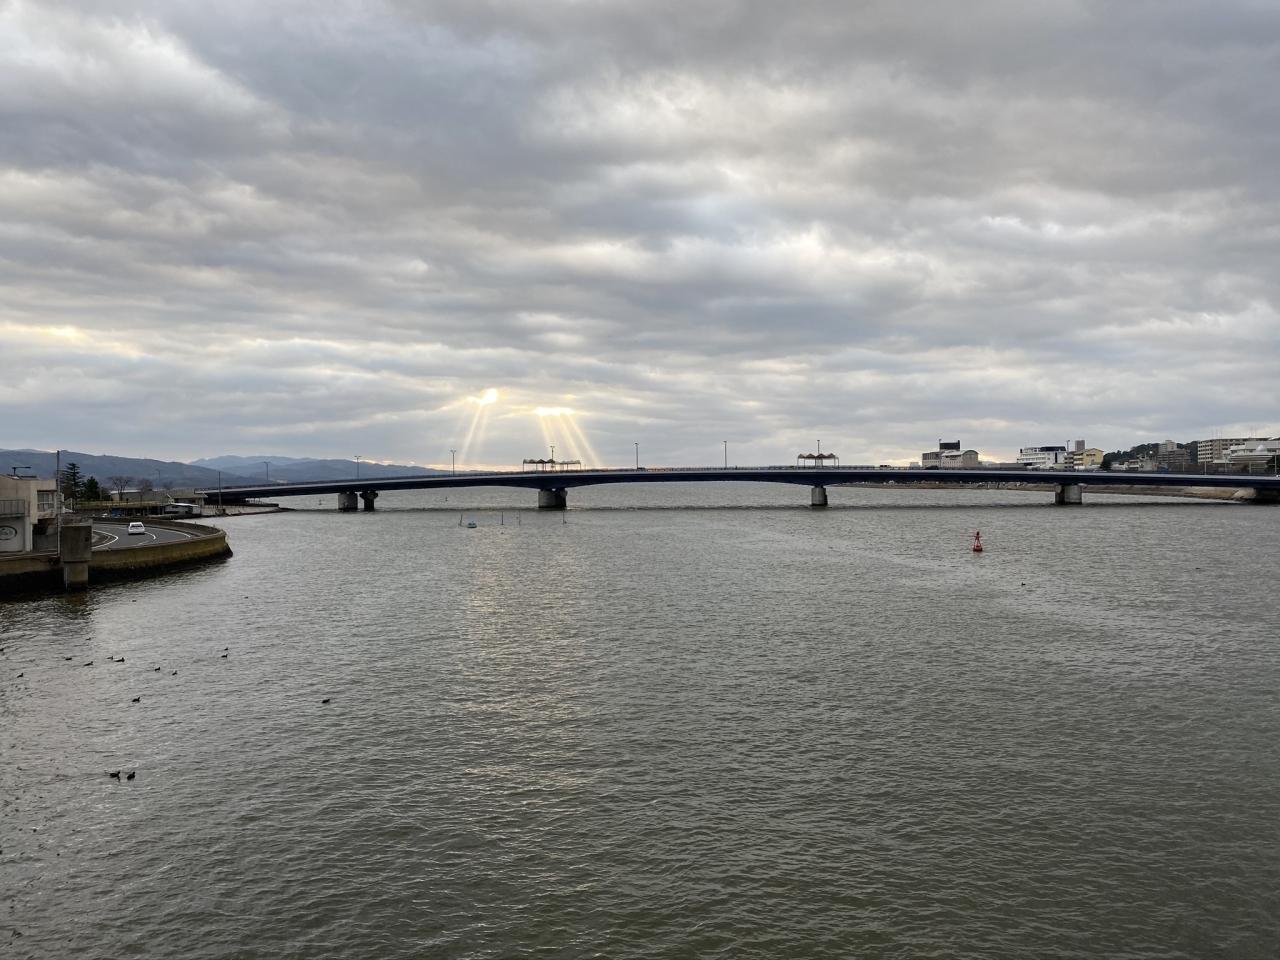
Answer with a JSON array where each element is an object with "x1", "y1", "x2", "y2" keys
[{"x1": 3, "y1": 484, "x2": 1279, "y2": 959}]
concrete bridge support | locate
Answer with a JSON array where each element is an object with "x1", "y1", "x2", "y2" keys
[
  {"x1": 1248, "y1": 488, "x2": 1280, "y2": 504},
  {"x1": 60, "y1": 521, "x2": 93, "y2": 591},
  {"x1": 811, "y1": 485, "x2": 828, "y2": 507},
  {"x1": 338, "y1": 491, "x2": 359, "y2": 512},
  {"x1": 1054, "y1": 483, "x2": 1083, "y2": 505},
  {"x1": 538, "y1": 488, "x2": 568, "y2": 510},
  {"x1": 360, "y1": 490, "x2": 379, "y2": 512}
]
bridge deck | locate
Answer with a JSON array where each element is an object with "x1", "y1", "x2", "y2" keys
[{"x1": 197, "y1": 467, "x2": 1280, "y2": 500}]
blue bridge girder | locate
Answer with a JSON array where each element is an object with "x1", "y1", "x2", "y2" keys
[{"x1": 196, "y1": 467, "x2": 1280, "y2": 502}]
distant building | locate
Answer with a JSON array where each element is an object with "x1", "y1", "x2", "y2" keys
[
  {"x1": 101, "y1": 489, "x2": 207, "y2": 517},
  {"x1": 0, "y1": 474, "x2": 59, "y2": 553},
  {"x1": 1187, "y1": 437, "x2": 1267, "y2": 464},
  {"x1": 1155, "y1": 442, "x2": 1190, "y2": 472},
  {"x1": 1017, "y1": 445, "x2": 1068, "y2": 470},
  {"x1": 939, "y1": 449, "x2": 980, "y2": 469},
  {"x1": 1225, "y1": 438, "x2": 1280, "y2": 468},
  {"x1": 1065, "y1": 447, "x2": 1104, "y2": 470},
  {"x1": 922, "y1": 440, "x2": 961, "y2": 469}
]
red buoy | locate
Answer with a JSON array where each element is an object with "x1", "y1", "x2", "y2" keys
[{"x1": 971, "y1": 531, "x2": 984, "y2": 553}]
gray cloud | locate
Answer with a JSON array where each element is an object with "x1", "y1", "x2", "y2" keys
[{"x1": 2, "y1": 0, "x2": 1277, "y2": 467}]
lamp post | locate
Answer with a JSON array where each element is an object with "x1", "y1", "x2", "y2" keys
[
  {"x1": 634, "y1": 442, "x2": 639, "y2": 470},
  {"x1": 450, "y1": 449, "x2": 456, "y2": 475},
  {"x1": 263, "y1": 461, "x2": 270, "y2": 482},
  {"x1": 723, "y1": 440, "x2": 727, "y2": 469},
  {"x1": 354, "y1": 455, "x2": 362, "y2": 479}
]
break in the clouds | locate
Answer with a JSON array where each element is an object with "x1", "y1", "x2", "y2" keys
[{"x1": 2, "y1": 0, "x2": 1277, "y2": 468}]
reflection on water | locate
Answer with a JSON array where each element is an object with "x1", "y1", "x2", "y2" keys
[{"x1": 3, "y1": 484, "x2": 1279, "y2": 959}]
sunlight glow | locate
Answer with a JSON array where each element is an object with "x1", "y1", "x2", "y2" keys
[
  {"x1": 458, "y1": 388, "x2": 500, "y2": 464},
  {"x1": 530, "y1": 405, "x2": 600, "y2": 467}
]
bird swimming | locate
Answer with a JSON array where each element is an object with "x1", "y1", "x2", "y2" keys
[
  {"x1": 131, "y1": 696, "x2": 141, "y2": 703},
  {"x1": 108, "y1": 771, "x2": 120, "y2": 780},
  {"x1": 126, "y1": 772, "x2": 135, "y2": 781},
  {"x1": 322, "y1": 698, "x2": 331, "y2": 704}
]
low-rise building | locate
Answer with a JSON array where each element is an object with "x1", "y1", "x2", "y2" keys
[
  {"x1": 1187, "y1": 437, "x2": 1267, "y2": 464},
  {"x1": 1017, "y1": 445, "x2": 1068, "y2": 470},
  {"x1": 1225, "y1": 438, "x2": 1280, "y2": 469},
  {"x1": 0, "y1": 474, "x2": 59, "y2": 553},
  {"x1": 1065, "y1": 447, "x2": 1104, "y2": 470},
  {"x1": 922, "y1": 440, "x2": 961, "y2": 469},
  {"x1": 939, "y1": 449, "x2": 979, "y2": 469}
]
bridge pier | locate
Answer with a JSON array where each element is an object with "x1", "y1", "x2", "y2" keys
[
  {"x1": 811, "y1": 485, "x2": 828, "y2": 508},
  {"x1": 60, "y1": 521, "x2": 92, "y2": 591},
  {"x1": 1247, "y1": 488, "x2": 1280, "y2": 504},
  {"x1": 337, "y1": 491, "x2": 359, "y2": 512},
  {"x1": 1054, "y1": 483, "x2": 1083, "y2": 505},
  {"x1": 360, "y1": 490, "x2": 379, "y2": 512},
  {"x1": 538, "y1": 487, "x2": 567, "y2": 510}
]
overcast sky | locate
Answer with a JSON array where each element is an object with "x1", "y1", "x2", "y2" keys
[{"x1": 2, "y1": 0, "x2": 1277, "y2": 468}]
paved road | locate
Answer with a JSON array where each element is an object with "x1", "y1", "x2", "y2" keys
[{"x1": 93, "y1": 522, "x2": 203, "y2": 551}]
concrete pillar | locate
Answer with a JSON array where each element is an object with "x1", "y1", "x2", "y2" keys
[
  {"x1": 538, "y1": 488, "x2": 567, "y2": 510},
  {"x1": 338, "y1": 491, "x2": 359, "y2": 512},
  {"x1": 360, "y1": 490, "x2": 379, "y2": 512},
  {"x1": 1054, "y1": 483, "x2": 1083, "y2": 505},
  {"x1": 60, "y1": 521, "x2": 92, "y2": 591},
  {"x1": 811, "y1": 485, "x2": 828, "y2": 507},
  {"x1": 1248, "y1": 488, "x2": 1280, "y2": 504}
]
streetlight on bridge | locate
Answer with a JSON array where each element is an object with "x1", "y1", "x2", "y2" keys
[
  {"x1": 450, "y1": 449, "x2": 456, "y2": 475},
  {"x1": 634, "y1": 442, "x2": 639, "y2": 470},
  {"x1": 354, "y1": 455, "x2": 362, "y2": 479},
  {"x1": 723, "y1": 440, "x2": 727, "y2": 469}
]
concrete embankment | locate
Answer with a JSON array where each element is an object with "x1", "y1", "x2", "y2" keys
[{"x1": 0, "y1": 520, "x2": 232, "y2": 596}]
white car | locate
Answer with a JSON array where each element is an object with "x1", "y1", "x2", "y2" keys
[{"x1": 127, "y1": 522, "x2": 146, "y2": 535}]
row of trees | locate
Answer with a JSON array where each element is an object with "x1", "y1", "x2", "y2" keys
[{"x1": 58, "y1": 463, "x2": 163, "y2": 503}]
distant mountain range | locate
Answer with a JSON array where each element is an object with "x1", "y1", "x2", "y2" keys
[
  {"x1": 2, "y1": 449, "x2": 444, "y2": 488},
  {"x1": 190, "y1": 455, "x2": 443, "y2": 484}
]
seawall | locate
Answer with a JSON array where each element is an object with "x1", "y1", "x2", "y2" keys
[{"x1": 0, "y1": 521, "x2": 232, "y2": 597}]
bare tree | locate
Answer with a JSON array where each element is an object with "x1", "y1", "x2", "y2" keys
[
  {"x1": 138, "y1": 478, "x2": 154, "y2": 495},
  {"x1": 107, "y1": 476, "x2": 133, "y2": 499}
]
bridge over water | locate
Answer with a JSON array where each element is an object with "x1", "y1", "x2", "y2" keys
[{"x1": 197, "y1": 467, "x2": 1280, "y2": 511}]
